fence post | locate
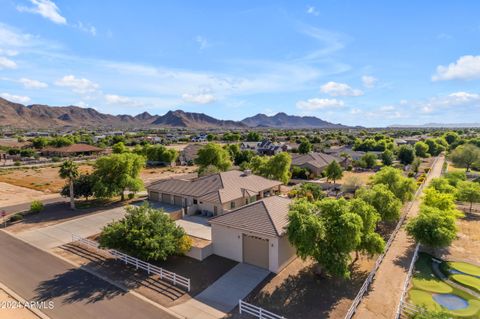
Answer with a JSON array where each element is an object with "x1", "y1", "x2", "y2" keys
[
  {"x1": 259, "y1": 307, "x2": 263, "y2": 319},
  {"x1": 136, "y1": 258, "x2": 138, "y2": 269},
  {"x1": 239, "y1": 300, "x2": 242, "y2": 314},
  {"x1": 147, "y1": 263, "x2": 150, "y2": 274},
  {"x1": 160, "y1": 267, "x2": 163, "y2": 279},
  {"x1": 173, "y1": 273, "x2": 177, "y2": 286}
]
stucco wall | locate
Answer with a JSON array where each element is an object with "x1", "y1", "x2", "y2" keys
[{"x1": 277, "y1": 235, "x2": 297, "y2": 272}]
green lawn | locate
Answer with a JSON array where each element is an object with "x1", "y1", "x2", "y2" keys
[
  {"x1": 408, "y1": 253, "x2": 480, "y2": 318},
  {"x1": 451, "y1": 275, "x2": 480, "y2": 294},
  {"x1": 448, "y1": 262, "x2": 480, "y2": 277}
]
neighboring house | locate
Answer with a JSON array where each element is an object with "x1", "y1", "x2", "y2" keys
[
  {"x1": 41, "y1": 144, "x2": 104, "y2": 157},
  {"x1": 291, "y1": 152, "x2": 339, "y2": 177},
  {"x1": 178, "y1": 143, "x2": 204, "y2": 165},
  {"x1": 147, "y1": 170, "x2": 282, "y2": 217},
  {"x1": 209, "y1": 196, "x2": 296, "y2": 273},
  {"x1": 191, "y1": 133, "x2": 208, "y2": 142},
  {"x1": 324, "y1": 146, "x2": 370, "y2": 161},
  {"x1": 240, "y1": 139, "x2": 290, "y2": 156},
  {"x1": 395, "y1": 137, "x2": 421, "y2": 146}
]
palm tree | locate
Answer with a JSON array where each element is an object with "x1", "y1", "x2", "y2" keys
[{"x1": 59, "y1": 160, "x2": 79, "y2": 209}]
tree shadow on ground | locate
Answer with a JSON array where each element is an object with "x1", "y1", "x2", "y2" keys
[
  {"x1": 392, "y1": 244, "x2": 416, "y2": 271},
  {"x1": 246, "y1": 261, "x2": 369, "y2": 319},
  {"x1": 34, "y1": 266, "x2": 125, "y2": 305}
]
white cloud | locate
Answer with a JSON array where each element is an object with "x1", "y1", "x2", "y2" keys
[
  {"x1": 0, "y1": 49, "x2": 18, "y2": 56},
  {"x1": 104, "y1": 94, "x2": 131, "y2": 105},
  {"x1": 362, "y1": 75, "x2": 377, "y2": 88},
  {"x1": 1, "y1": 92, "x2": 31, "y2": 104},
  {"x1": 182, "y1": 93, "x2": 216, "y2": 104},
  {"x1": 195, "y1": 36, "x2": 209, "y2": 50},
  {"x1": 0, "y1": 56, "x2": 17, "y2": 69},
  {"x1": 296, "y1": 98, "x2": 344, "y2": 111},
  {"x1": 320, "y1": 81, "x2": 363, "y2": 96},
  {"x1": 55, "y1": 75, "x2": 99, "y2": 93},
  {"x1": 432, "y1": 55, "x2": 480, "y2": 81},
  {"x1": 75, "y1": 22, "x2": 96, "y2": 36},
  {"x1": 19, "y1": 78, "x2": 48, "y2": 89},
  {"x1": 306, "y1": 6, "x2": 319, "y2": 16},
  {"x1": 17, "y1": 0, "x2": 67, "y2": 25}
]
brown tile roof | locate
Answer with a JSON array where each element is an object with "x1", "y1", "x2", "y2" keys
[
  {"x1": 43, "y1": 143, "x2": 103, "y2": 154},
  {"x1": 291, "y1": 152, "x2": 338, "y2": 169},
  {"x1": 209, "y1": 196, "x2": 292, "y2": 237},
  {"x1": 148, "y1": 170, "x2": 282, "y2": 204}
]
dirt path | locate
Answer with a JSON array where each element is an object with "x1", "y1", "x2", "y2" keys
[{"x1": 352, "y1": 155, "x2": 445, "y2": 319}]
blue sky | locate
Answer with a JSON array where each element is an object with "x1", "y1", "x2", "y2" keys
[{"x1": 0, "y1": 0, "x2": 480, "y2": 126}]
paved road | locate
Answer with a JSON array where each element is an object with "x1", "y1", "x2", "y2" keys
[
  {"x1": 353, "y1": 155, "x2": 445, "y2": 319},
  {"x1": 1, "y1": 196, "x2": 67, "y2": 215},
  {"x1": 0, "y1": 230, "x2": 177, "y2": 319}
]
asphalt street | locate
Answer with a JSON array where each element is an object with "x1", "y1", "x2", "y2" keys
[{"x1": 0, "y1": 230, "x2": 177, "y2": 319}]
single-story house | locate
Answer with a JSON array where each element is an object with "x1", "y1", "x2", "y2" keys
[
  {"x1": 240, "y1": 140, "x2": 290, "y2": 156},
  {"x1": 209, "y1": 196, "x2": 296, "y2": 273},
  {"x1": 147, "y1": 170, "x2": 282, "y2": 217},
  {"x1": 41, "y1": 144, "x2": 104, "y2": 157},
  {"x1": 291, "y1": 152, "x2": 339, "y2": 177},
  {"x1": 178, "y1": 143, "x2": 204, "y2": 165}
]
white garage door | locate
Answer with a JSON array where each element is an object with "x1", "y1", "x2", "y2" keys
[{"x1": 243, "y1": 234, "x2": 269, "y2": 269}]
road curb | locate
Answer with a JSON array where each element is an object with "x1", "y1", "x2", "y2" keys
[
  {"x1": 0, "y1": 281, "x2": 51, "y2": 319},
  {"x1": 1, "y1": 229, "x2": 186, "y2": 319}
]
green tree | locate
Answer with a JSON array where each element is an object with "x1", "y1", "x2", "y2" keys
[
  {"x1": 99, "y1": 203, "x2": 191, "y2": 261},
  {"x1": 406, "y1": 205, "x2": 457, "y2": 248},
  {"x1": 380, "y1": 149, "x2": 394, "y2": 166},
  {"x1": 414, "y1": 141, "x2": 429, "y2": 158},
  {"x1": 456, "y1": 181, "x2": 480, "y2": 213},
  {"x1": 287, "y1": 198, "x2": 363, "y2": 278},
  {"x1": 234, "y1": 149, "x2": 255, "y2": 166},
  {"x1": 371, "y1": 166, "x2": 416, "y2": 202},
  {"x1": 93, "y1": 153, "x2": 145, "y2": 201},
  {"x1": 31, "y1": 137, "x2": 49, "y2": 149},
  {"x1": 443, "y1": 131, "x2": 459, "y2": 145},
  {"x1": 61, "y1": 174, "x2": 95, "y2": 201},
  {"x1": 195, "y1": 143, "x2": 232, "y2": 174},
  {"x1": 298, "y1": 139, "x2": 313, "y2": 154},
  {"x1": 356, "y1": 184, "x2": 402, "y2": 222},
  {"x1": 429, "y1": 177, "x2": 456, "y2": 194},
  {"x1": 450, "y1": 144, "x2": 480, "y2": 172},
  {"x1": 324, "y1": 160, "x2": 343, "y2": 184},
  {"x1": 144, "y1": 145, "x2": 178, "y2": 163},
  {"x1": 112, "y1": 142, "x2": 128, "y2": 154},
  {"x1": 246, "y1": 131, "x2": 261, "y2": 142},
  {"x1": 361, "y1": 152, "x2": 377, "y2": 169},
  {"x1": 397, "y1": 145, "x2": 415, "y2": 165},
  {"x1": 444, "y1": 171, "x2": 467, "y2": 187},
  {"x1": 349, "y1": 198, "x2": 385, "y2": 260},
  {"x1": 59, "y1": 160, "x2": 79, "y2": 209},
  {"x1": 249, "y1": 152, "x2": 291, "y2": 184},
  {"x1": 425, "y1": 138, "x2": 446, "y2": 156},
  {"x1": 290, "y1": 182, "x2": 324, "y2": 201},
  {"x1": 422, "y1": 188, "x2": 457, "y2": 213}
]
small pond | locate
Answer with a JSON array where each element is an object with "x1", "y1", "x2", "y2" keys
[{"x1": 433, "y1": 294, "x2": 469, "y2": 310}]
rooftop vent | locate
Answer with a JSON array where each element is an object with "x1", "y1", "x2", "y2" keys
[{"x1": 243, "y1": 169, "x2": 252, "y2": 176}]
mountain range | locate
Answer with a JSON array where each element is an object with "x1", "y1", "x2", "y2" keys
[{"x1": 0, "y1": 97, "x2": 346, "y2": 129}]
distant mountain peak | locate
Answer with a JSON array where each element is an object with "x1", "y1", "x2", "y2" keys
[{"x1": 241, "y1": 112, "x2": 347, "y2": 128}]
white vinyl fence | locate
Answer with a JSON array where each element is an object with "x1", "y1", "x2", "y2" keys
[
  {"x1": 395, "y1": 243, "x2": 420, "y2": 318},
  {"x1": 344, "y1": 156, "x2": 439, "y2": 319},
  {"x1": 71, "y1": 234, "x2": 190, "y2": 291},
  {"x1": 239, "y1": 300, "x2": 286, "y2": 319}
]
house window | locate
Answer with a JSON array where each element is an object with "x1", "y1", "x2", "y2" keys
[
  {"x1": 193, "y1": 199, "x2": 198, "y2": 204},
  {"x1": 230, "y1": 202, "x2": 236, "y2": 209}
]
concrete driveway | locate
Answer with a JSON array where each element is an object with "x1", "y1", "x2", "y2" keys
[
  {"x1": 170, "y1": 263, "x2": 270, "y2": 318},
  {"x1": 12, "y1": 206, "x2": 128, "y2": 249}
]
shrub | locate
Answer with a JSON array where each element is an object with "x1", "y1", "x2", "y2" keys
[
  {"x1": 8, "y1": 213, "x2": 23, "y2": 222},
  {"x1": 14, "y1": 161, "x2": 21, "y2": 166},
  {"x1": 127, "y1": 193, "x2": 135, "y2": 200},
  {"x1": 30, "y1": 200, "x2": 44, "y2": 213}
]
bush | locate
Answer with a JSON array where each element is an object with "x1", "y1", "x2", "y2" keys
[
  {"x1": 8, "y1": 213, "x2": 23, "y2": 222},
  {"x1": 52, "y1": 157, "x2": 61, "y2": 162},
  {"x1": 99, "y1": 203, "x2": 191, "y2": 261},
  {"x1": 127, "y1": 193, "x2": 135, "y2": 200},
  {"x1": 30, "y1": 200, "x2": 44, "y2": 213},
  {"x1": 14, "y1": 161, "x2": 20, "y2": 166}
]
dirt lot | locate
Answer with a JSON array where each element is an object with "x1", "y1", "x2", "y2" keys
[
  {"x1": 228, "y1": 256, "x2": 376, "y2": 319},
  {"x1": 53, "y1": 242, "x2": 237, "y2": 307},
  {"x1": 0, "y1": 165, "x2": 93, "y2": 193},
  {"x1": 337, "y1": 171, "x2": 375, "y2": 186},
  {"x1": 0, "y1": 182, "x2": 59, "y2": 207},
  {"x1": 438, "y1": 204, "x2": 480, "y2": 265}
]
